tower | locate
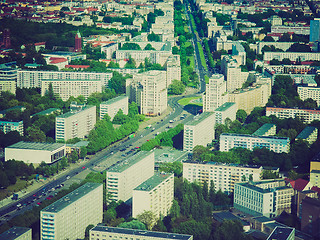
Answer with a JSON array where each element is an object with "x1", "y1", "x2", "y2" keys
[
  {"x1": 75, "y1": 30, "x2": 82, "y2": 52},
  {"x1": 3, "y1": 28, "x2": 11, "y2": 48}
]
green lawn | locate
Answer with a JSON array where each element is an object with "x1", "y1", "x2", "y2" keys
[
  {"x1": 187, "y1": 55, "x2": 195, "y2": 69},
  {"x1": 0, "y1": 179, "x2": 29, "y2": 200},
  {"x1": 178, "y1": 96, "x2": 203, "y2": 106},
  {"x1": 197, "y1": 42, "x2": 208, "y2": 71}
]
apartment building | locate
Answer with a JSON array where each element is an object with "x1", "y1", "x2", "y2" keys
[
  {"x1": 100, "y1": 95, "x2": 128, "y2": 120},
  {"x1": 266, "y1": 107, "x2": 320, "y2": 124},
  {"x1": 55, "y1": 104, "x2": 96, "y2": 141},
  {"x1": 126, "y1": 70, "x2": 167, "y2": 116},
  {"x1": 220, "y1": 133, "x2": 290, "y2": 153},
  {"x1": 310, "y1": 18, "x2": 320, "y2": 42},
  {"x1": 264, "y1": 52, "x2": 320, "y2": 62},
  {"x1": 202, "y1": 74, "x2": 228, "y2": 112},
  {"x1": 183, "y1": 161, "x2": 263, "y2": 194},
  {"x1": 232, "y1": 42, "x2": 246, "y2": 66},
  {"x1": 310, "y1": 154, "x2": 320, "y2": 188},
  {"x1": 40, "y1": 183, "x2": 103, "y2": 240},
  {"x1": 266, "y1": 227, "x2": 295, "y2": 240},
  {"x1": 228, "y1": 83, "x2": 270, "y2": 114},
  {"x1": 0, "y1": 227, "x2": 32, "y2": 240},
  {"x1": 297, "y1": 86, "x2": 320, "y2": 106},
  {"x1": 271, "y1": 25, "x2": 310, "y2": 35},
  {"x1": 89, "y1": 226, "x2": 193, "y2": 240},
  {"x1": 165, "y1": 55, "x2": 181, "y2": 87},
  {"x1": 17, "y1": 70, "x2": 112, "y2": 88},
  {"x1": 214, "y1": 102, "x2": 237, "y2": 125},
  {"x1": 253, "y1": 123, "x2": 276, "y2": 137},
  {"x1": 41, "y1": 79, "x2": 102, "y2": 101},
  {"x1": 301, "y1": 197, "x2": 320, "y2": 238},
  {"x1": 0, "y1": 79, "x2": 16, "y2": 94},
  {"x1": 5, "y1": 141, "x2": 65, "y2": 164},
  {"x1": 0, "y1": 120, "x2": 23, "y2": 135},
  {"x1": 101, "y1": 42, "x2": 118, "y2": 59},
  {"x1": 234, "y1": 180, "x2": 294, "y2": 218},
  {"x1": 183, "y1": 112, "x2": 215, "y2": 152},
  {"x1": 106, "y1": 151, "x2": 155, "y2": 202},
  {"x1": 295, "y1": 126, "x2": 318, "y2": 144},
  {"x1": 132, "y1": 172, "x2": 174, "y2": 219}
]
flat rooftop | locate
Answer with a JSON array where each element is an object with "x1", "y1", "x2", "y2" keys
[
  {"x1": 185, "y1": 112, "x2": 214, "y2": 126},
  {"x1": 253, "y1": 123, "x2": 276, "y2": 136},
  {"x1": 42, "y1": 182, "x2": 102, "y2": 213},
  {"x1": 57, "y1": 105, "x2": 95, "y2": 119},
  {"x1": 134, "y1": 172, "x2": 173, "y2": 191},
  {"x1": 0, "y1": 227, "x2": 30, "y2": 240},
  {"x1": 296, "y1": 126, "x2": 317, "y2": 140},
  {"x1": 32, "y1": 108, "x2": 60, "y2": 117},
  {"x1": 266, "y1": 226, "x2": 294, "y2": 240},
  {"x1": 221, "y1": 133, "x2": 289, "y2": 141},
  {"x1": 43, "y1": 78, "x2": 101, "y2": 82},
  {"x1": 183, "y1": 160, "x2": 262, "y2": 169},
  {"x1": 108, "y1": 151, "x2": 153, "y2": 173},
  {"x1": 6, "y1": 141, "x2": 64, "y2": 151},
  {"x1": 154, "y1": 147, "x2": 187, "y2": 163},
  {"x1": 90, "y1": 226, "x2": 192, "y2": 240},
  {"x1": 215, "y1": 102, "x2": 236, "y2": 112},
  {"x1": 101, "y1": 95, "x2": 127, "y2": 106}
]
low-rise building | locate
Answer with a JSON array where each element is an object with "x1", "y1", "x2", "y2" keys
[
  {"x1": 183, "y1": 112, "x2": 215, "y2": 152},
  {"x1": 220, "y1": 133, "x2": 290, "y2": 153},
  {"x1": 89, "y1": 226, "x2": 193, "y2": 240},
  {"x1": 264, "y1": 52, "x2": 320, "y2": 62},
  {"x1": 0, "y1": 227, "x2": 32, "y2": 240},
  {"x1": 183, "y1": 161, "x2": 263, "y2": 194},
  {"x1": 297, "y1": 86, "x2": 320, "y2": 106},
  {"x1": 106, "y1": 151, "x2": 155, "y2": 202},
  {"x1": 55, "y1": 104, "x2": 96, "y2": 141},
  {"x1": 0, "y1": 120, "x2": 23, "y2": 135},
  {"x1": 100, "y1": 95, "x2": 128, "y2": 120},
  {"x1": 266, "y1": 107, "x2": 320, "y2": 124},
  {"x1": 214, "y1": 102, "x2": 237, "y2": 125},
  {"x1": 5, "y1": 141, "x2": 65, "y2": 164},
  {"x1": 295, "y1": 126, "x2": 318, "y2": 144},
  {"x1": 133, "y1": 172, "x2": 174, "y2": 219},
  {"x1": 253, "y1": 123, "x2": 276, "y2": 136},
  {"x1": 40, "y1": 183, "x2": 103, "y2": 240},
  {"x1": 266, "y1": 226, "x2": 295, "y2": 240},
  {"x1": 234, "y1": 180, "x2": 294, "y2": 218}
]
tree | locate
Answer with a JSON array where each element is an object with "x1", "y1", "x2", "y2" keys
[
  {"x1": 26, "y1": 126, "x2": 46, "y2": 142},
  {"x1": 148, "y1": 32, "x2": 161, "y2": 42},
  {"x1": 170, "y1": 199, "x2": 180, "y2": 219},
  {"x1": 144, "y1": 43, "x2": 156, "y2": 50},
  {"x1": 120, "y1": 43, "x2": 141, "y2": 50},
  {"x1": 137, "y1": 210, "x2": 157, "y2": 230},
  {"x1": 108, "y1": 72, "x2": 126, "y2": 94},
  {"x1": 261, "y1": 170, "x2": 279, "y2": 179},
  {"x1": 168, "y1": 80, "x2": 185, "y2": 95},
  {"x1": 118, "y1": 220, "x2": 147, "y2": 230},
  {"x1": 236, "y1": 109, "x2": 247, "y2": 123},
  {"x1": 124, "y1": 56, "x2": 136, "y2": 68},
  {"x1": 214, "y1": 220, "x2": 251, "y2": 240},
  {"x1": 107, "y1": 61, "x2": 120, "y2": 68},
  {"x1": 128, "y1": 102, "x2": 139, "y2": 117},
  {"x1": 112, "y1": 109, "x2": 129, "y2": 124},
  {"x1": 79, "y1": 146, "x2": 87, "y2": 159},
  {"x1": 0, "y1": 170, "x2": 9, "y2": 188}
]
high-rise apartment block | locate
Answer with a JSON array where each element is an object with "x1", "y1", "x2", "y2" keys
[
  {"x1": 55, "y1": 104, "x2": 96, "y2": 141},
  {"x1": 0, "y1": 227, "x2": 32, "y2": 240},
  {"x1": 17, "y1": 70, "x2": 112, "y2": 88},
  {"x1": 40, "y1": 183, "x2": 103, "y2": 240},
  {"x1": 220, "y1": 133, "x2": 290, "y2": 153},
  {"x1": 126, "y1": 70, "x2": 167, "y2": 116},
  {"x1": 100, "y1": 96, "x2": 128, "y2": 120},
  {"x1": 183, "y1": 112, "x2": 215, "y2": 152},
  {"x1": 183, "y1": 161, "x2": 263, "y2": 194},
  {"x1": 41, "y1": 79, "x2": 102, "y2": 101},
  {"x1": 165, "y1": 55, "x2": 181, "y2": 87},
  {"x1": 234, "y1": 180, "x2": 293, "y2": 218},
  {"x1": 202, "y1": 74, "x2": 227, "y2": 112},
  {"x1": 214, "y1": 102, "x2": 236, "y2": 125},
  {"x1": 89, "y1": 226, "x2": 193, "y2": 240},
  {"x1": 264, "y1": 52, "x2": 320, "y2": 62},
  {"x1": 310, "y1": 18, "x2": 320, "y2": 42},
  {"x1": 266, "y1": 107, "x2": 320, "y2": 124},
  {"x1": 132, "y1": 172, "x2": 174, "y2": 219},
  {"x1": 106, "y1": 151, "x2": 155, "y2": 202},
  {"x1": 101, "y1": 42, "x2": 118, "y2": 59}
]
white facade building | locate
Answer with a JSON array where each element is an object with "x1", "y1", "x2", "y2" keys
[
  {"x1": 165, "y1": 55, "x2": 181, "y2": 87},
  {"x1": 203, "y1": 74, "x2": 228, "y2": 112},
  {"x1": 183, "y1": 161, "x2": 263, "y2": 194},
  {"x1": 5, "y1": 141, "x2": 65, "y2": 164},
  {"x1": 17, "y1": 70, "x2": 112, "y2": 88},
  {"x1": 183, "y1": 112, "x2": 215, "y2": 152},
  {"x1": 101, "y1": 42, "x2": 118, "y2": 59},
  {"x1": 297, "y1": 86, "x2": 320, "y2": 106},
  {"x1": 220, "y1": 133, "x2": 290, "y2": 153},
  {"x1": 127, "y1": 70, "x2": 167, "y2": 116},
  {"x1": 55, "y1": 104, "x2": 96, "y2": 141},
  {"x1": 266, "y1": 107, "x2": 320, "y2": 124},
  {"x1": 0, "y1": 120, "x2": 24, "y2": 135},
  {"x1": 106, "y1": 151, "x2": 155, "y2": 202},
  {"x1": 100, "y1": 95, "x2": 128, "y2": 120},
  {"x1": 133, "y1": 172, "x2": 174, "y2": 219},
  {"x1": 214, "y1": 102, "x2": 237, "y2": 125},
  {"x1": 0, "y1": 227, "x2": 32, "y2": 240},
  {"x1": 89, "y1": 226, "x2": 193, "y2": 240},
  {"x1": 264, "y1": 52, "x2": 320, "y2": 62}
]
